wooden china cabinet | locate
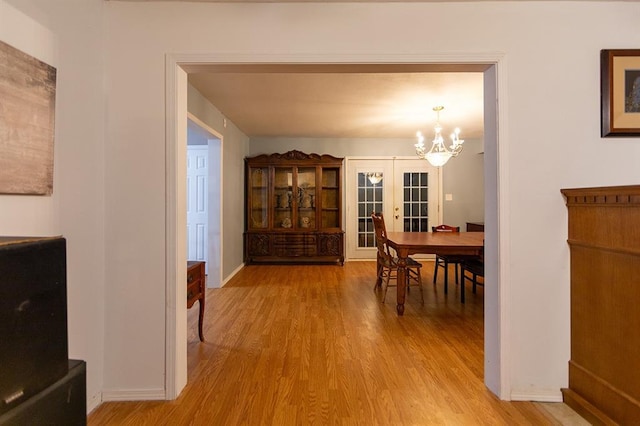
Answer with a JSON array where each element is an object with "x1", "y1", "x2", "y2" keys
[{"x1": 244, "y1": 150, "x2": 344, "y2": 265}]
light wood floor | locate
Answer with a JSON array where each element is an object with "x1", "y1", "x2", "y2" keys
[{"x1": 88, "y1": 262, "x2": 564, "y2": 425}]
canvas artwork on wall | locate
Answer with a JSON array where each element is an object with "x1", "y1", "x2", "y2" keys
[{"x1": 0, "y1": 40, "x2": 56, "y2": 195}]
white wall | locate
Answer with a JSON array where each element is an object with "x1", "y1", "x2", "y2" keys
[
  {"x1": 188, "y1": 84, "x2": 250, "y2": 283},
  {"x1": 103, "y1": 0, "x2": 640, "y2": 401},
  {"x1": 0, "y1": 0, "x2": 105, "y2": 412},
  {"x1": 4, "y1": 0, "x2": 638, "y2": 409},
  {"x1": 442, "y1": 140, "x2": 484, "y2": 229},
  {"x1": 0, "y1": 2, "x2": 56, "y2": 235}
]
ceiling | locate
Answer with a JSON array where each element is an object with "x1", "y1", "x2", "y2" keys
[{"x1": 186, "y1": 62, "x2": 487, "y2": 140}]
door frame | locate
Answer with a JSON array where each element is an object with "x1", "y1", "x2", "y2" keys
[{"x1": 166, "y1": 53, "x2": 510, "y2": 400}]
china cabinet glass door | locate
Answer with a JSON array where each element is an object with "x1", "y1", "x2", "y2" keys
[
  {"x1": 296, "y1": 167, "x2": 316, "y2": 230},
  {"x1": 273, "y1": 167, "x2": 294, "y2": 229},
  {"x1": 248, "y1": 166, "x2": 268, "y2": 230},
  {"x1": 321, "y1": 167, "x2": 340, "y2": 229}
]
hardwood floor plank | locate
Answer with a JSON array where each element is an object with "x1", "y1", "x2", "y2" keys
[{"x1": 88, "y1": 262, "x2": 568, "y2": 425}]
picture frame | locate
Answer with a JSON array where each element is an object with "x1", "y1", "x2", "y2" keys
[{"x1": 601, "y1": 49, "x2": 640, "y2": 137}]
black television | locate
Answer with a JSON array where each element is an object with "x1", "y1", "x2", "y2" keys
[{"x1": 0, "y1": 237, "x2": 68, "y2": 415}]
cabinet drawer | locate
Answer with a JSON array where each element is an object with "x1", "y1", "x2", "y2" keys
[
  {"x1": 187, "y1": 280, "x2": 201, "y2": 306},
  {"x1": 187, "y1": 267, "x2": 202, "y2": 284},
  {"x1": 187, "y1": 261, "x2": 205, "y2": 308},
  {"x1": 247, "y1": 233, "x2": 271, "y2": 256},
  {"x1": 273, "y1": 234, "x2": 317, "y2": 257},
  {"x1": 273, "y1": 234, "x2": 316, "y2": 245},
  {"x1": 318, "y1": 233, "x2": 343, "y2": 256}
]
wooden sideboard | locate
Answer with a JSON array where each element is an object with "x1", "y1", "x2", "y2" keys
[
  {"x1": 187, "y1": 261, "x2": 205, "y2": 342},
  {"x1": 561, "y1": 185, "x2": 640, "y2": 424}
]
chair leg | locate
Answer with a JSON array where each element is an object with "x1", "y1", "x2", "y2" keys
[
  {"x1": 443, "y1": 260, "x2": 449, "y2": 294},
  {"x1": 454, "y1": 263, "x2": 459, "y2": 284},
  {"x1": 374, "y1": 257, "x2": 383, "y2": 290},
  {"x1": 382, "y1": 271, "x2": 391, "y2": 303},
  {"x1": 417, "y1": 269, "x2": 424, "y2": 305},
  {"x1": 461, "y1": 270, "x2": 466, "y2": 304},
  {"x1": 374, "y1": 270, "x2": 381, "y2": 291},
  {"x1": 432, "y1": 260, "x2": 438, "y2": 284}
]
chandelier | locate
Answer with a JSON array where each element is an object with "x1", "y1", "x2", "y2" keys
[{"x1": 414, "y1": 106, "x2": 464, "y2": 167}]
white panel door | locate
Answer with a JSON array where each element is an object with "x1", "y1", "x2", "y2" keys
[
  {"x1": 345, "y1": 158, "x2": 440, "y2": 260},
  {"x1": 187, "y1": 146, "x2": 208, "y2": 264}
]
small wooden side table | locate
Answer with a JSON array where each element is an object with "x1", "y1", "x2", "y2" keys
[{"x1": 187, "y1": 261, "x2": 205, "y2": 342}]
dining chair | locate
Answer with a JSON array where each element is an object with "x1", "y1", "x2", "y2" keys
[
  {"x1": 460, "y1": 256, "x2": 484, "y2": 303},
  {"x1": 371, "y1": 212, "x2": 423, "y2": 304},
  {"x1": 431, "y1": 224, "x2": 478, "y2": 295}
]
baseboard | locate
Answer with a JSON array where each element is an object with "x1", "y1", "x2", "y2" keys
[
  {"x1": 101, "y1": 388, "x2": 166, "y2": 402},
  {"x1": 86, "y1": 391, "x2": 102, "y2": 414},
  {"x1": 510, "y1": 389, "x2": 564, "y2": 402},
  {"x1": 561, "y1": 387, "x2": 615, "y2": 425},
  {"x1": 567, "y1": 360, "x2": 640, "y2": 424},
  {"x1": 221, "y1": 262, "x2": 245, "y2": 287}
]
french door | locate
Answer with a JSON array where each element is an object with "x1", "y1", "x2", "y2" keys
[{"x1": 346, "y1": 158, "x2": 441, "y2": 260}]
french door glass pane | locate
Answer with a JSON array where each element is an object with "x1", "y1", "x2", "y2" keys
[
  {"x1": 403, "y1": 172, "x2": 430, "y2": 232},
  {"x1": 357, "y1": 172, "x2": 383, "y2": 248}
]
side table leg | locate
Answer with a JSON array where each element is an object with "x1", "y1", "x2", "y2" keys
[{"x1": 198, "y1": 298, "x2": 205, "y2": 342}]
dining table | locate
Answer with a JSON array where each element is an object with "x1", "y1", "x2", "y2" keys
[{"x1": 384, "y1": 231, "x2": 485, "y2": 315}]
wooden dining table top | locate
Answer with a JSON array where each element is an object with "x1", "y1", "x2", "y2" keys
[
  {"x1": 386, "y1": 231, "x2": 485, "y2": 257},
  {"x1": 384, "y1": 231, "x2": 484, "y2": 315}
]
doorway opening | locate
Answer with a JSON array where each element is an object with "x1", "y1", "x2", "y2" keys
[
  {"x1": 187, "y1": 116, "x2": 222, "y2": 288},
  {"x1": 167, "y1": 56, "x2": 506, "y2": 400}
]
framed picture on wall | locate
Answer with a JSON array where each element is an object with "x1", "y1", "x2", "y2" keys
[
  {"x1": 0, "y1": 40, "x2": 56, "y2": 195},
  {"x1": 601, "y1": 49, "x2": 640, "y2": 137}
]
